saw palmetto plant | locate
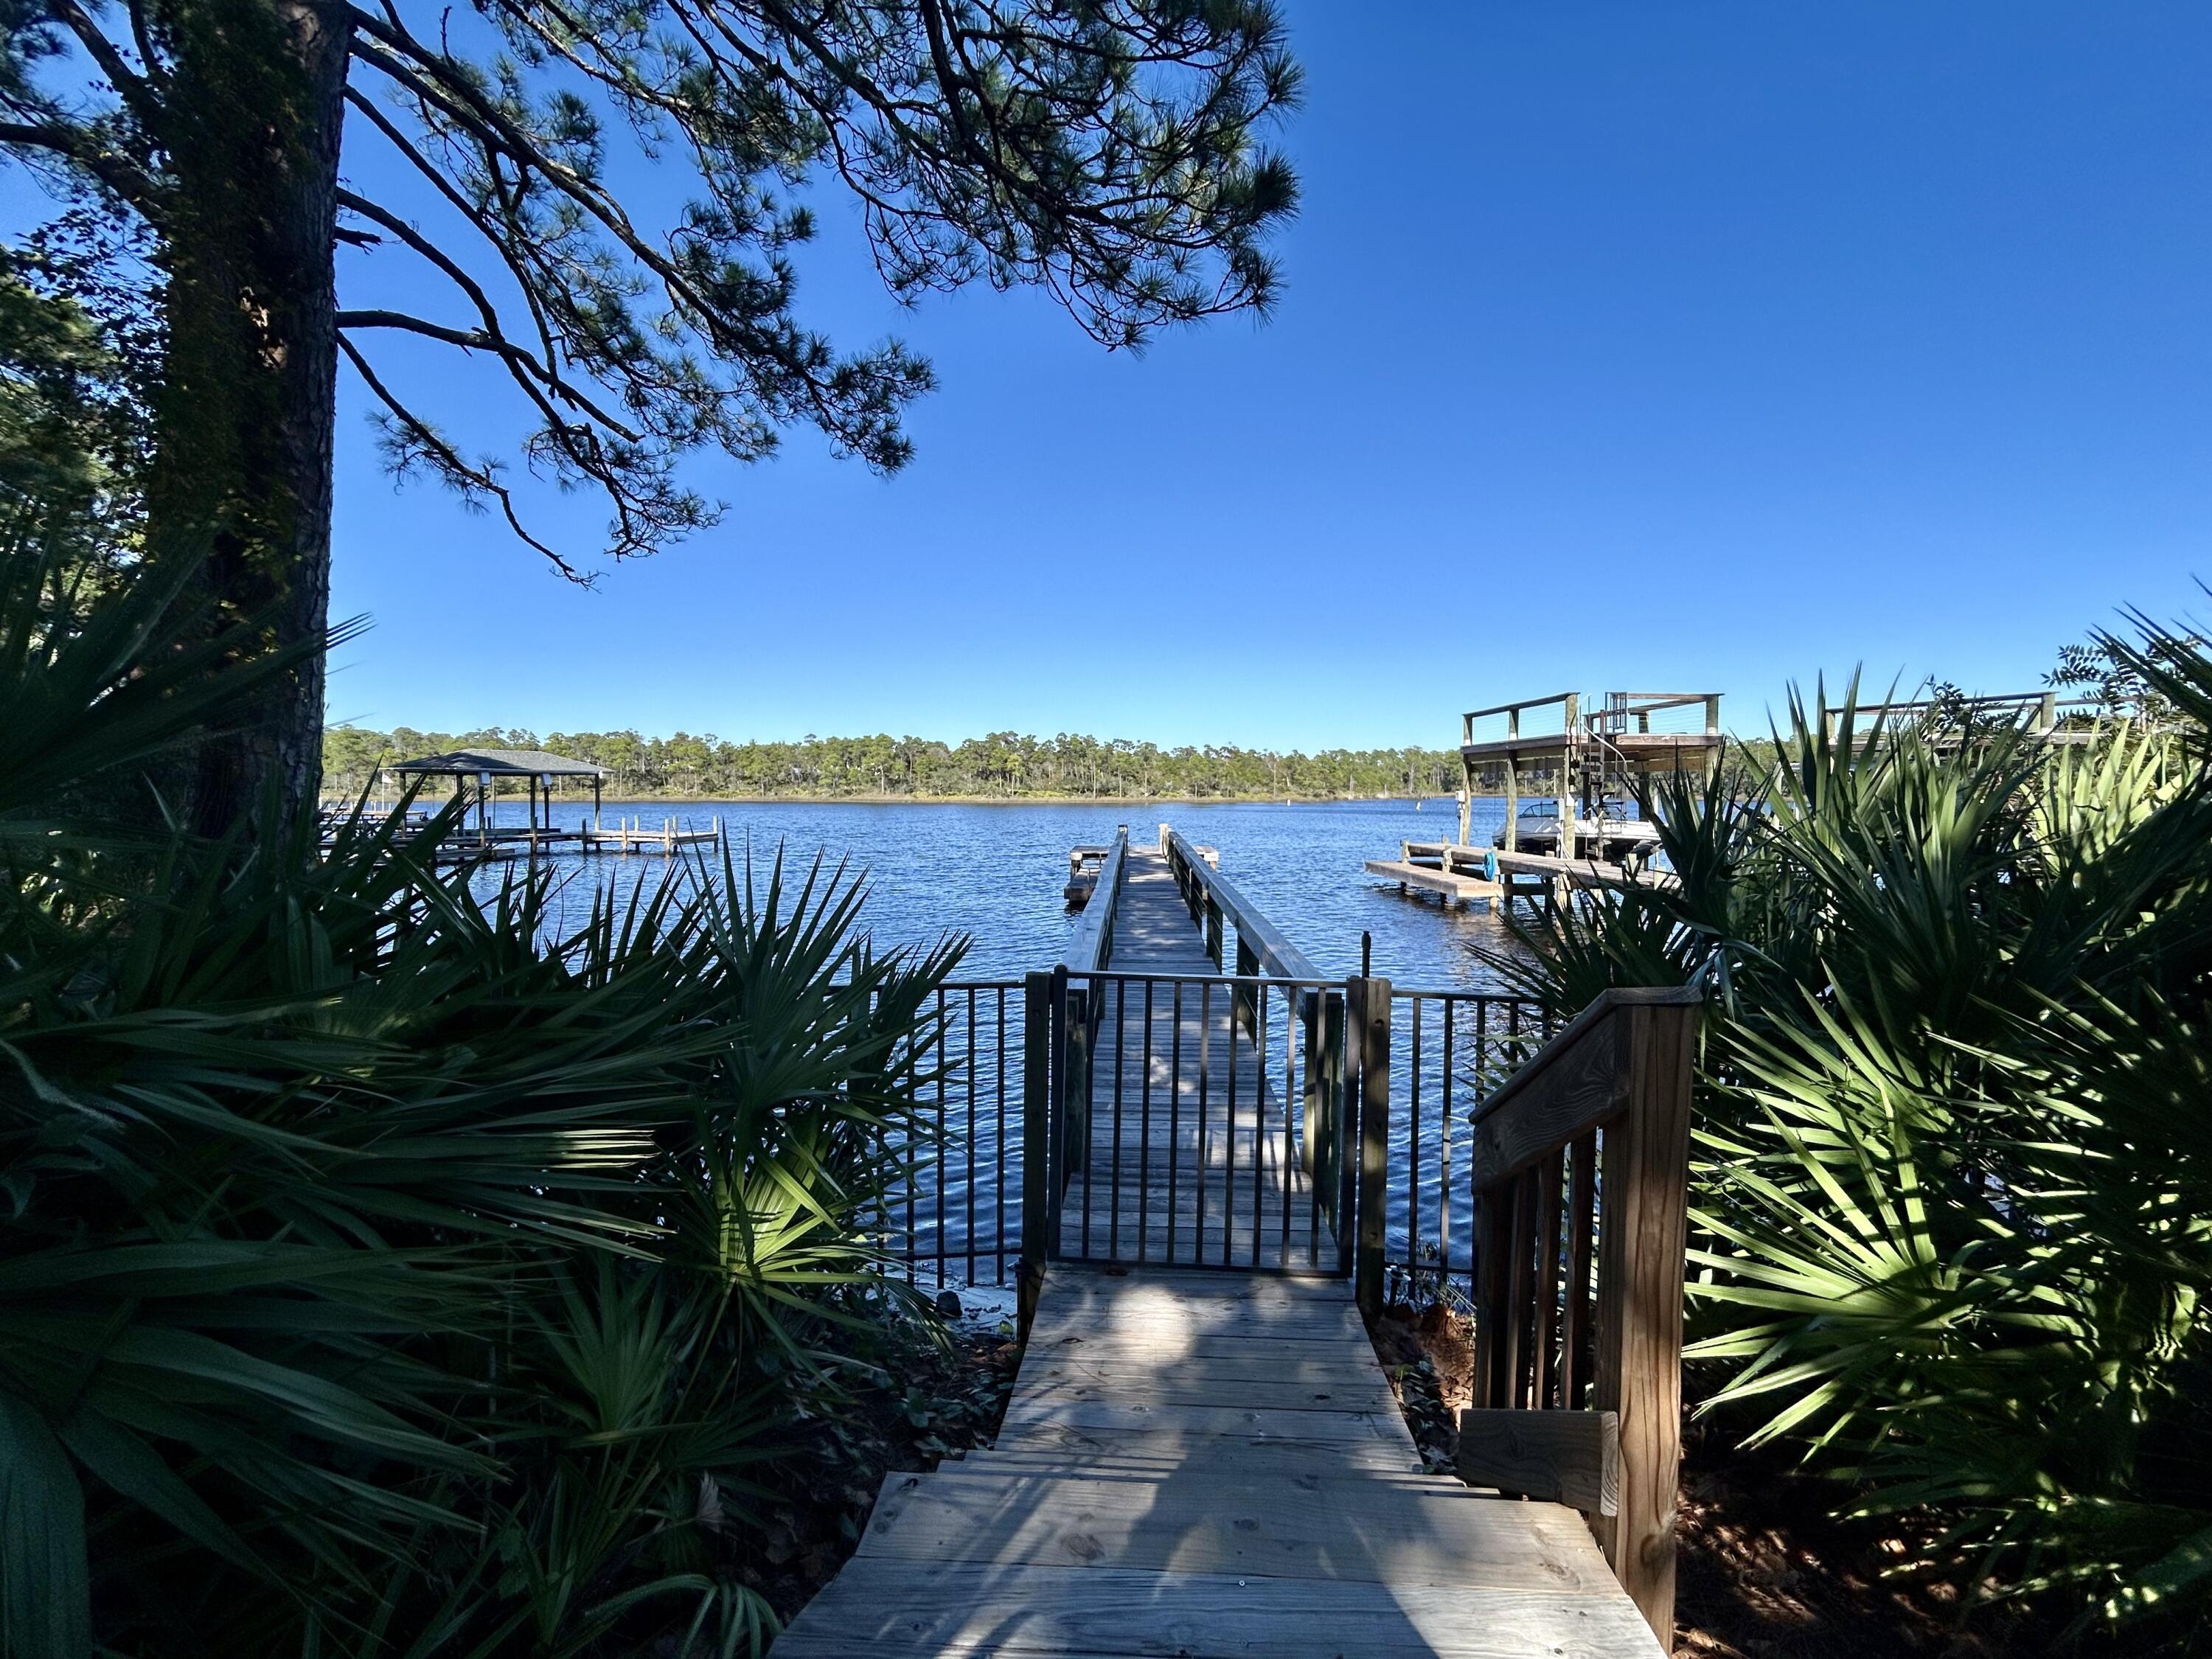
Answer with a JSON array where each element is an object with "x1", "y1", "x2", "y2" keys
[
  {"x1": 0, "y1": 529, "x2": 959, "y2": 1658},
  {"x1": 1490, "y1": 621, "x2": 2212, "y2": 1645}
]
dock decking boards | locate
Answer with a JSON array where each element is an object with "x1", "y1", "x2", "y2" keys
[
  {"x1": 773, "y1": 1268, "x2": 1664, "y2": 1657},
  {"x1": 1061, "y1": 846, "x2": 1329, "y2": 1271}
]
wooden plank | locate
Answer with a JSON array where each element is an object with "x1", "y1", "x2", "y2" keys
[
  {"x1": 959, "y1": 1427, "x2": 1425, "y2": 1478},
  {"x1": 998, "y1": 1396, "x2": 1417, "y2": 1450},
  {"x1": 771, "y1": 1560, "x2": 1665, "y2": 1658},
  {"x1": 932, "y1": 1457, "x2": 1463, "y2": 1495},
  {"x1": 1021, "y1": 1330, "x2": 1380, "y2": 1363},
  {"x1": 1562, "y1": 1133, "x2": 1597, "y2": 1409},
  {"x1": 1365, "y1": 858, "x2": 1503, "y2": 901},
  {"x1": 1465, "y1": 1004, "x2": 1629, "y2": 1191},
  {"x1": 1457, "y1": 1408, "x2": 1620, "y2": 1516},
  {"x1": 1474, "y1": 1176, "x2": 1514, "y2": 1411},
  {"x1": 859, "y1": 1470, "x2": 1618, "y2": 1591},
  {"x1": 1506, "y1": 1169, "x2": 1534, "y2": 1409},
  {"x1": 1020, "y1": 1350, "x2": 1388, "y2": 1389},
  {"x1": 1026, "y1": 1299, "x2": 1362, "y2": 1340},
  {"x1": 1028, "y1": 1293, "x2": 1364, "y2": 1335},
  {"x1": 1011, "y1": 1371, "x2": 1401, "y2": 1417},
  {"x1": 1534, "y1": 1155, "x2": 1564, "y2": 1409},
  {"x1": 1040, "y1": 1280, "x2": 1357, "y2": 1310}
]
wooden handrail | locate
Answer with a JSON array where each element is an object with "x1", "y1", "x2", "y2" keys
[
  {"x1": 1161, "y1": 827, "x2": 1321, "y2": 981},
  {"x1": 1462, "y1": 689, "x2": 1579, "y2": 724},
  {"x1": 1461, "y1": 983, "x2": 1701, "y2": 1646},
  {"x1": 1061, "y1": 827, "x2": 1127, "y2": 974},
  {"x1": 1466, "y1": 986, "x2": 1698, "y2": 1189}
]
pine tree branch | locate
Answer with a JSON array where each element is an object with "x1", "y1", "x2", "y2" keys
[
  {"x1": 47, "y1": 0, "x2": 161, "y2": 122},
  {"x1": 330, "y1": 204, "x2": 642, "y2": 440},
  {"x1": 348, "y1": 22, "x2": 917, "y2": 451},
  {"x1": 339, "y1": 87, "x2": 566, "y2": 379},
  {"x1": 336, "y1": 332, "x2": 586, "y2": 583},
  {"x1": 0, "y1": 118, "x2": 161, "y2": 212}
]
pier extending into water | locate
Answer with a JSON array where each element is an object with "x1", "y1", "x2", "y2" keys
[
  {"x1": 810, "y1": 822, "x2": 1703, "y2": 1652},
  {"x1": 1051, "y1": 829, "x2": 1335, "y2": 1272},
  {"x1": 576, "y1": 814, "x2": 723, "y2": 856}
]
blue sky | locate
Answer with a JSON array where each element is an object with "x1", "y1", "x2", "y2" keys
[{"x1": 324, "y1": 1, "x2": 2210, "y2": 748}]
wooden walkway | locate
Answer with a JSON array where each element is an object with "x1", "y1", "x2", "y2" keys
[
  {"x1": 1064, "y1": 846, "x2": 1325, "y2": 1271},
  {"x1": 773, "y1": 1269, "x2": 1663, "y2": 1656}
]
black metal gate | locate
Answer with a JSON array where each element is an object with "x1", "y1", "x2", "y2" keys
[{"x1": 1029, "y1": 967, "x2": 1354, "y2": 1275}]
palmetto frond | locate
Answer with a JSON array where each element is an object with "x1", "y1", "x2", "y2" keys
[
  {"x1": 1, "y1": 554, "x2": 956, "y2": 1656},
  {"x1": 1509, "y1": 620, "x2": 2212, "y2": 1637}
]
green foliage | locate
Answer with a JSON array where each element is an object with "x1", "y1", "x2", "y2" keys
[
  {"x1": 1, "y1": 538, "x2": 961, "y2": 1656},
  {"x1": 1492, "y1": 636, "x2": 2212, "y2": 1644},
  {"x1": 0, "y1": 235, "x2": 150, "y2": 582},
  {"x1": 4, "y1": 0, "x2": 1300, "y2": 579},
  {"x1": 2049, "y1": 616, "x2": 2209, "y2": 728},
  {"x1": 322, "y1": 723, "x2": 1468, "y2": 802}
]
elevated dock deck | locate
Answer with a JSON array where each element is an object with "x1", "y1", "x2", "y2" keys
[{"x1": 774, "y1": 1268, "x2": 1662, "y2": 1657}]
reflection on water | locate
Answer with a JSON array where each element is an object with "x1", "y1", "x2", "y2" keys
[{"x1": 444, "y1": 796, "x2": 1528, "y2": 991}]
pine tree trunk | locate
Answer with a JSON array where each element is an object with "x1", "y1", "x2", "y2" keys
[{"x1": 147, "y1": 0, "x2": 350, "y2": 838}]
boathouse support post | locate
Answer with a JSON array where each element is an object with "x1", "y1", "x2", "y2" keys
[
  {"x1": 1349, "y1": 975, "x2": 1391, "y2": 1318},
  {"x1": 1458, "y1": 710, "x2": 1475, "y2": 846}
]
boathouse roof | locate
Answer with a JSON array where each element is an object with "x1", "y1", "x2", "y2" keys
[{"x1": 389, "y1": 748, "x2": 608, "y2": 779}]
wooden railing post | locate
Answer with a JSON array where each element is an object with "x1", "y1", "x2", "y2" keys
[
  {"x1": 1591, "y1": 998, "x2": 1697, "y2": 1645},
  {"x1": 1473, "y1": 1174, "x2": 1515, "y2": 1409},
  {"x1": 1061, "y1": 976, "x2": 1089, "y2": 1179},
  {"x1": 1350, "y1": 975, "x2": 1391, "y2": 1319},
  {"x1": 1019, "y1": 970, "x2": 1053, "y2": 1329},
  {"x1": 1299, "y1": 991, "x2": 1324, "y2": 1180}
]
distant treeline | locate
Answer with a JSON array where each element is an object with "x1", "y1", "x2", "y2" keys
[{"x1": 322, "y1": 726, "x2": 1470, "y2": 801}]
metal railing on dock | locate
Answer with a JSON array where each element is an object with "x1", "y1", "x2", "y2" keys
[{"x1": 882, "y1": 970, "x2": 1559, "y2": 1287}]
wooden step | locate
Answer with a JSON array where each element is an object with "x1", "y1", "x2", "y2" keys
[
  {"x1": 857, "y1": 1467, "x2": 1614, "y2": 1591},
  {"x1": 770, "y1": 1558, "x2": 1663, "y2": 1657},
  {"x1": 1017, "y1": 1346, "x2": 1396, "y2": 1393},
  {"x1": 1009, "y1": 1368, "x2": 1400, "y2": 1418},
  {"x1": 956, "y1": 1425, "x2": 1425, "y2": 1478},
  {"x1": 998, "y1": 1395, "x2": 1419, "y2": 1451}
]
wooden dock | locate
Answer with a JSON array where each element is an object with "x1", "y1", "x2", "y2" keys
[
  {"x1": 1368, "y1": 838, "x2": 1675, "y2": 906},
  {"x1": 773, "y1": 1268, "x2": 1663, "y2": 1657},
  {"x1": 577, "y1": 815, "x2": 723, "y2": 855},
  {"x1": 1061, "y1": 841, "x2": 1326, "y2": 1270}
]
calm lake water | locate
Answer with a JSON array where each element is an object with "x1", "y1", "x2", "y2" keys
[{"x1": 456, "y1": 796, "x2": 1531, "y2": 991}]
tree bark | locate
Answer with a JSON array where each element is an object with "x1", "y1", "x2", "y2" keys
[{"x1": 146, "y1": 0, "x2": 349, "y2": 838}]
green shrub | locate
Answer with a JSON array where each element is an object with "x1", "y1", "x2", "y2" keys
[
  {"x1": 1491, "y1": 626, "x2": 2212, "y2": 1644},
  {"x1": 0, "y1": 538, "x2": 959, "y2": 1657}
]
